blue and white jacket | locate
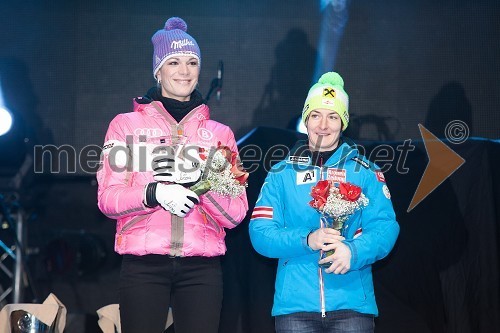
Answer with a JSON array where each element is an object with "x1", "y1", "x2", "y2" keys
[{"x1": 249, "y1": 139, "x2": 399, "y2": 316}]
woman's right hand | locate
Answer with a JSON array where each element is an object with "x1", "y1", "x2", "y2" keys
[{"x1": 307, "y1": 228, "x2": 345, "y2": 251}]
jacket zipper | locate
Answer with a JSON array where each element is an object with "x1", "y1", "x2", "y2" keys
[
  {"x1": 316, "y1": 148, "x2": 356, "y2": 317},
  {"x1": 318, "y1": 154, "x2": 326, "y2": 317}
]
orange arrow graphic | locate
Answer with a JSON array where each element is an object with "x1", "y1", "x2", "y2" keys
[{"x1": 407, "y1": 124, "x2": 465, "y2": 212}]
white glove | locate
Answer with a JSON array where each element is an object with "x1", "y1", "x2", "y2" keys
[
  {"x1": 155, "y1": 183, "x2": 199, "y2": 217},
  {"x1": 152, "y1": 154, "x2": 201, "y2": 184}
]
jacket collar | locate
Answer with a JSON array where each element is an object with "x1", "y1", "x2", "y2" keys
[
  {"x1": 132, "y1": 96, "x2": 210, "y2": 125},
  {"x1": 287, "y1": 138, "x2": 359, "y2": 167}
]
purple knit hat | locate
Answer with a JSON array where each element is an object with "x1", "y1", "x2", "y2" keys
[{"x1": 151, "y1": 17, "x2": 201, "y2": 78}]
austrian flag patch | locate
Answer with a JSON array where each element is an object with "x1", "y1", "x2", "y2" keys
[{"x1": 251, "y1": 206, "x2": 273, "y2": 220}]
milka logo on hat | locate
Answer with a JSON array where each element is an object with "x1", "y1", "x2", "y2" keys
[{"x1": 171, "y1": 39, "x2": 195, "y2": 50}]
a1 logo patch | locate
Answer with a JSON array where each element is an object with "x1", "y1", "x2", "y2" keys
[{"x1": 297, "y1": 170, "x2": 317, "y2": 185}]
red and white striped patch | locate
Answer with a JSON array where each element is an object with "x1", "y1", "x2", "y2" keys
[
  {"x1": 251, "y1": 206, "x2": 273, "y2": 220},
  {"x1": 353, "y1": 228, "x2": 363, "y2": 239}
]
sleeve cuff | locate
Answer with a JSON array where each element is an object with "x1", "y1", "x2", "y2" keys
[
  {"x1": 343, "y1": 240, "x2": 358, "y2": 268},
  {"x1": 302, "y1": 228, "x2": 318, "y2": 253},
  {"x1": 144, "y1": 182, "x2": 159, "y2": 208}
]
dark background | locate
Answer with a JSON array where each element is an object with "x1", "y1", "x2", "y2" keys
[
  {"x1": 0, "y1": 0, "x2": 499, "y2": 332},
  {"x1": 0, "y1": 0, "x2": 499, "y2": 156}
]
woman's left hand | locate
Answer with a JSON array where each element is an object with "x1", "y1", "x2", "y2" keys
[{"x1": 319, "y1": 242, "x2": 352, "y2": 274}]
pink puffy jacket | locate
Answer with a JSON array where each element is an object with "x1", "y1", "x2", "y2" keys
[{"x1": 97, "y1": 97, "x2": 248, "y2": 257}]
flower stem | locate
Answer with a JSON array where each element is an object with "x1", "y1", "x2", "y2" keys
[{"x1": 190, "y1": 180, "x2": 212, "y2": 196}]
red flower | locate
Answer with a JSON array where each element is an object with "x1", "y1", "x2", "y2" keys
[
  {"x1": 231, "y1": 162, "x2": 249, "y2": 185},
  {"x1": 214, "y1": 143, "x2": 249, "y2": 185},
  {"x1": 309, "y1": 180, "x2": 331, "y2": 210},
  {"x1": 198, "y1": 147, "x2": 208, "y2": 161},
  {"x1": 212, "y1": 142, "x2": 249, "y2": 185},
  {"x1": 217, "y1": 143, "x2": 233, "y2": 163},
  {"x1": 309, "y1": 197, "x2": 327, "y2": 210},
  {"x1": 311, "y1": 180, "x2": 330, "y2": 198},
  {"x1": 191, "y1": 144, "x2": 248, "y2": 197},
  {"x1": 339, "y1": 182, "x2": 362, "y2": 201}
]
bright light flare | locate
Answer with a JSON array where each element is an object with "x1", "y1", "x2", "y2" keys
[
  {"x1": 296, "y1": 117, "x2": 307, "y2": 134},
  {"x1": 0, "y1": 106, "x2": 13, "y2": 136}
]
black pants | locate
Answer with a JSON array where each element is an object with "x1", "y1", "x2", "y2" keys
[{"x1": 119, "y1": 254, "x2": 223, "y2": 333}]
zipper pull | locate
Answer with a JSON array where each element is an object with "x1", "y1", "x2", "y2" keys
[
  {"x1": 198, "y1": 206, "x2": 208, "y2": 224},
  {"x1": 319, "y1": 154, "x2": 324, "y2": 181}
]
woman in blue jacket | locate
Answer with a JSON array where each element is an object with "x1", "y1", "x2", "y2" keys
[{"x1": 249, "y1": 72, "x2": 399, "y2": 333}]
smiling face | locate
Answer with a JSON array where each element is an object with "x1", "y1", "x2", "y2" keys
[
  {"x1": 306, "y1": 108, "x2": 343, "y2": 151},
  {"x1": 156, "y1": 55, "x2": 200, "y2": 101}
]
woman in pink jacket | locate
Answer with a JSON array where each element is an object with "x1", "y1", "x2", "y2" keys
[{"x1": 97, "y1": 17, "x2": 248, "y2": 333}]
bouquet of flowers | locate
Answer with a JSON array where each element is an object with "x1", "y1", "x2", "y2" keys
[
  {"x1": 309, "y1": 180, "x2": 369, "y2": 265},
  {"x1": 190, "y1": 143, "x2": 248, "y2": 198}
]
